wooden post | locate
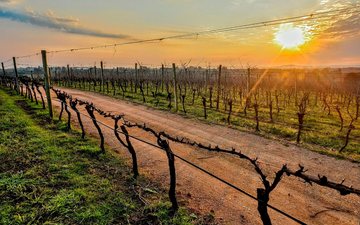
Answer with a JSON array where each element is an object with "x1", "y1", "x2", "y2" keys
[
  {"x1": 202, "y1": 96, "x2": 207, "y2": 119},
  {"x1": 135, "y1": 63, "x2": 138, "y2": 93},
  {"x1": 1, "y1": 62, "x2": 5, "y2": 76},
  {"x1": 247, "y1": 67, "x2": 251, "y2": 94},
  {"x1": 172, "y1": 63, "x2": 178, "y2": 112},
  {"x1": 92, "y1": 65, "x2": 96, "y2": 90},
  {"x1": 41, "y1": 50, "x2": 53, "y2": 119},
  {"x1": 161, "y1": 64, "x2": 164, "y2": 93},
  {"x1": 13, "y1": 57, "x2": 19, "y2": 93},
  {"x1": 216, "y1": 65, "x2": 222, "y2": 110},
  {"x1": 254, "y1": 103, "x2": 260, "y2": 132},
  {"x1": 88, "y1": 68, "x2": 91, "y2": 90},
  {"x1": 295, "y1": 71, "x2": 298, "y2": 107},
  {"x1": 100, "y1": 61, "x2": 104, "y2": 92},
  {"x1": 205, "y1": 68, "x2": 209, "y2": 95},
  {"x1": 67, "y1": 64, "x2": 70, "y2": 86},
  {"x1": 1, "y1": 62, "x2": 5, "y2": 85}
]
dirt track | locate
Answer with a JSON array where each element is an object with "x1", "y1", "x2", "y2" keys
[{"x1": 49, "y1": 87, "x2": 360, "y2": 225}]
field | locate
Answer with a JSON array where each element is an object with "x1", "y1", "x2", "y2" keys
[
  {"x1": 50, "y1": 66, "x2": 360, "y2": 161},
  {"x1": 1, "y1": 63, "x2": 360, "y2": 225}
]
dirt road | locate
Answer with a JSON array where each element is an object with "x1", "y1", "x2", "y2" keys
[{"x1": 49, "y1": 87, "x2": 360, "y2": 225}]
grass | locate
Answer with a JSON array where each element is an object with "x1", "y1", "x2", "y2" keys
[
  {"x1": 0, "y1": 88, "x2": 215, "y2": 225},
  {"x1": 57, "y1": 82, "x2": 360, "y2": 162}
]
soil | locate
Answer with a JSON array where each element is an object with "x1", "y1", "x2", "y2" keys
[{"x1": 47, "y1": 87, "x2": 360, "y2": 225}]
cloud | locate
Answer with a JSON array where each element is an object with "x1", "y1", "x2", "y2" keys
[
  {"x1": 0, "y1": 6, "x2": 129, "y2": 39},
  {"x1": 0, "y1": 0, "x2": 21, "y2": 5},
  {"x1": 324, "y1": 14, "x2": 360, "y2": 39},
  {"x1": 44, "y1": 10, "x2": 79, "y2": 24},
  {"x1": 315, "y1": 0, "x2": 360, "y2": 40}
]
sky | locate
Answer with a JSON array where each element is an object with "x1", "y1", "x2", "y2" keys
[{"x1": 0, "y1": 0, "x2": 359, "y2": 68}]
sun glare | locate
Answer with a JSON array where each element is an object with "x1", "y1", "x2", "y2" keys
[{"x1": 274, "y1": 24, "x2": 308, "y2": 50}]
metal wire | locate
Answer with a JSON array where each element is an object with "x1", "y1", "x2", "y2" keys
[
  {"x1": 52, "y1": 98, "x2": 307, "y2": 224},
  {"x1": 3, "y1": 5, "x2": 358, "y2": 60}
]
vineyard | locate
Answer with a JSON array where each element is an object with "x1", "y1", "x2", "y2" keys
[
  {"x1": 1, "y1": 1, "x2": 360, "y2": 224},
  {"x1": 5, "y1": 62, "x2": 360, "y2": 160},
  {"x1": 1, "y1": 53, "x2": 359, "y2": 225}
]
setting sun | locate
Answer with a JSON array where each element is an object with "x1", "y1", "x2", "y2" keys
[{"x1": 274, "y1": 24, "x2": 308, "y2": 50}]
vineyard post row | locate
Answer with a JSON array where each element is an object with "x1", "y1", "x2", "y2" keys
[
  {"x1": 48, "y1": 62, "x2": 358, "y2": 152},
  {"x1": 1, "y1": 50, "x2": 360, "y2": 152}
]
